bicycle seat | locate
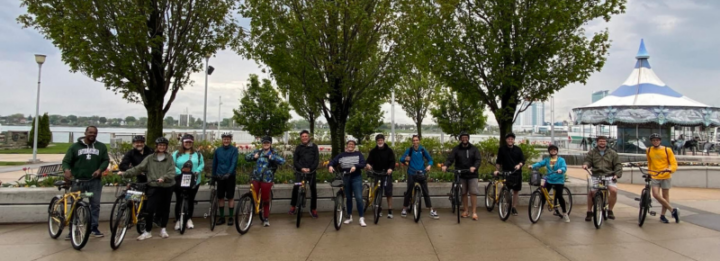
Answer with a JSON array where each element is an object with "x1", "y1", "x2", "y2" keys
[{"x1": 54, "y1": 180, "x2": 66, "y2": 187}]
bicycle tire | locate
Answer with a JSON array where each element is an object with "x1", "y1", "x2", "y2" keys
[
  {"x1": 413, "y1": 185, "x2": 422, "y2": 223},
  {"x1": 179, "y1": 198, "x2": 188, "y2": 235},
  {"x1": 334, "y1": 190, "x2": 344, "y2": 231},
  {"x1": 593, "y1": 192, "x2": 604, "y2": 229},
  {"x1": 47, "y1": 197, "x2": 64, "y2": 239},
  {"x1": 135, "y1": 202, "x2": 146, "y2": 235},
  {"x1": 455, "y1": 185, "x2": 461, "y2": 224},
  {"x1": 296, "y1": 187, "x2": 305, "y2": 228},
  {"x1": 110, "y1": 204, "x2": 130, "y2": 250},
  {"x1": 485, "y1": 182, "x2": 496, "y2": 212},
  {"x1": 70, "y1": 204, "x2": 91, "y2": 250},
  {"x1": 109, "y1": 196, "x2": 125, "y2": 232},
  {"x1": 235, "y1": 194, "x2": 253, "y2": 235},
  {"x1": 269, "y1": 190, "x2": 274, "y2": 214},
  {"x1": 210, "y1": 190, "x2": 218, "y2": 231},
  {"x1": 638, "y1": 188, "x2": 649, "y2": 227},
  {"x1": 362, "y1": 183, "x2": 371, "y2": 213},
  {"x1": 529, "y1": 191, "x2": 543, "y2": 223},
  {"x1": 498, "y1": 188, "x2": 511, "y2": 221},
  {"x1": 563, "y1": 186, "x2": 573, "y2": 216},
  {"x1": 373, "y1": 187, "x2": 382, "y2": 225}
]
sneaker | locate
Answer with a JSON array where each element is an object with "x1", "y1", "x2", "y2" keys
[
  {"x1": 359, "y1": 217, "x2": 367, "y2": 227},
  {"x1": 585, "y1": 211, "x2": 593, "y2": 222},
  {"x1": 379, "y1": 212, "x2": 383, "y2": 217},
  {"x1": 174, "y1": 221, "x2": 181, "y2": 231},
  {"x1": 217, "y1": 217, "x2": 226, "y2": 226},
  {"x1": 672, "y1": 208, "x2": 680, "y2": 223},
  {"x1": 288, "y1": 207, "x2": 296, "y2": 215},
  {"x1": 387, "y1": 213, "x2": 394, "y2": 219},
  {"x1": 401, "y1": 209, "x2": 407, "y2": 218},
  {"x1": 607, "y1": 210, "x2": 615, "y2": 220},
  {"x1": 344, "y1": 216, "x2": 353, "y2": 224},
  {"x1": 430, "y1": 210, "x2": 439, "y2": 219},
  {"x1": 660, "y1": 215, "x2": 669, "y2": 224},
  {"x1": 227, "y1": 217, "x2": 234, "y2": 226},
  {"x1": 137, "y1": 231, "x2": 151, "y2": 241},
  {"x1": 311, "y1": 210, "x2": 318, "y2": 218},
  {"x1": 511, "y1": 208, "x2": 518, "y2": 216},
  {"x1": 187, "y1": 219, "x2": 194, "y2": 229},
  {"x1": 563, "y1": 214, "x2": 571, "y2": 223},
  {"x1": 91, "y1": 228, "x2": 104, "y2": 238},
  {"x1": 263, "y1": 220, "x2": 270, "y2": 227},
  {"x1": 160, "y1": 228, "x2": 169, "y2": 238}
]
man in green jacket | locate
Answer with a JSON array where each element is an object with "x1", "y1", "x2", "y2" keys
[
  {"x1": 62, "y1": 126, "x2": 110, "y2": 238},
  {"x1": 582, "y1": 135, "x2": 622, "y2": 221}
]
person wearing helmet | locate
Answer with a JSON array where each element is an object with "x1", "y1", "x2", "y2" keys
[
  {"x1": 212, "y1": 132, "x2": 238, "y2": 226},
  {"x1": 172, "y1": 134, "x2": 204, "y2": 230},
  {"x1": 400, "y1": 135, "x2": 439, "y2": 220},
  {"x1": 530, "y1": 144, "x2": 570, "y2": 222},
  {"x1": 494, "y1": 132, "x2": 525, "y2": 216},
  {"x1": 646, "y1": 133, "x2": 680, "y2": 223},
  {"x1": 119, "y1": 137, "x2": 176, "y2": 240},
  {"x1": 443, "y1": 132, "x2": 481, "y2": 220},
  {"x1": 365, "y1": 134, "x2": 397, "y2": 218},
  {"x1": 119, "y1": 136, "x2": 154, "y2": 183},
  {"x1": 246, "y1": 136, "x2": 286, "y2": 227},
  {"x1": 328, "y1": 139, "x2": 368, "y2": 226},
  {"x1": 582, "y1": 135, "x2": 622, "y2": 221},
  {"x1": 290, "y1": 130, "x2": 320, "y2": 217}
]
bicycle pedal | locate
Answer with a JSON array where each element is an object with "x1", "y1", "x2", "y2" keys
[
  {"x1": 649, "y1": 211, "x2": 656, "y2": 216},
  {"x1": 634, "y1": 198, "x2": 641, "y2": 201}
]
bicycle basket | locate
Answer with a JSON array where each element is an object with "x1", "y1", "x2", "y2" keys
[
  {"x1": 125, "y1": 190, "x2": 143, "y2": 202},
  {"x1": 413, "y1": 172, "x2": 427, "y2": 182},
  {"x1": 330, "y1": 179, "x2": 344, "y2": 187},
  {"x1": 529, "y1": 171, "x2": 542, "y2": 186}
]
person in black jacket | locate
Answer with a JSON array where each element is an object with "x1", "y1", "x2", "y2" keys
[
  {"x1": 119, "y1": 136, "x2": 154, "y2": 182},
  {"x1": 365, "y1": 134, "x2": 397, "y2": 218},
  {"x1": 442, "y1": 132, "x2": 482, "y2": 220},
  {"x1": 494, "y1": 133, "x2": 526, "y2": 216},
  {"x1": 290, "y1": 130, "x2": 320, "y2": 218}
]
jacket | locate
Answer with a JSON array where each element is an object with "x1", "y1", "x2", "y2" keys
[
  {"x1": 366, "y1": 145, "x2": 396, "y2": 172},
  {"x1": 400, "y1": 145, "x2": 433, "y2": 175},
  {"x1": 532, "y1": 157, "x2": 567, "y2": 184},
  {"x1": 293, "y1": 142, "x2": 319, "y2": 172},
  {"x1": 118, "y1": 146, "x2": 154, "y2": 171},
  {"x1": 444, "y1": 143, "x2": 482, "y2": 178},
  {"x1": 172, "y1": 150, "x2": 205, "y2": 185},
  {"x1": 328, "y1": 151, "x2": 366, "y2": 178},
  {"x1": 62, "y1": 138, "x2": 110, "y2": 180},
  {"x1": 583, "y1": 147, "x2": 623, "y2": 178},
  {"x1": 212, "y1": 145, "x2": 238, "y2": 176},
  {"x1": 496, "y1": 145, "x2": 525, "y2": 172},
  {"x1": 245, "y1": 148, "x2": 286, "y2": 182},
  {"x1": 122, "y1": 153, "x2": 176, "y2": 188},
  {"x1": 646, "y1": 146, "x2": 677, "y2": 180}
]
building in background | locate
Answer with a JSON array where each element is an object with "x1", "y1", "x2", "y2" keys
[
  {"x1": 513, "y1": 101, "x2": 545, "y2": 131},
  {"x1": 179, "y1": 114, "x2": 189, "y2": 127},
  {"x1": 592, "y1": 90, "x2": 609, "y2": 103}
]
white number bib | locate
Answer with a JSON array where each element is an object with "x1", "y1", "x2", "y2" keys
[{"x1": 181, "y1": 174, "x2": 192, "y2": 187}]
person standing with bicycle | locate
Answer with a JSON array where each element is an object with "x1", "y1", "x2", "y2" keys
[
  {"x1": 365, "y1": 134, "x2": 396, "y2": 219},
  {"x1": 328, "y1": 139, "x2": 368, "y2": 227},
  {"x1": 443, "y1": 132, "x2": 481, "y2": 220},
  {"x1": 582, "y1": 135, "x2": 622, "y2": 221},
  {"x1": 646, "y1": 133, "x2": 680, "y2": 223},
  {"x1": 529, "y1": 144, "x2": 570, "y2": 222},
  {"x1": 246, "y1": 136, "x2": 286, "y2": 227},
  {"x1": 212, "y1": 132, "x2": 239, "y2": 226},
  {"x1": 290, "y1": 130, "x2": 320, "y2": 218},
  {"x1": 119, "y1": 136, "x2": 154, "y2": 183},
  {"x1": 172, "y1": 134, "x2": 204, "y2": 231},
  {"x1": 61, "y1": 126, "x2": 110, "y2": 239},
  {"x1": 119, "y1": 137, "x2": 176, "y2": 240},
  {"x1": 400, "y1": 135, "x2": 439, "y2": 220},
  {"x1": 494, "y1": 133, "x2": 525, "y2": 216}
]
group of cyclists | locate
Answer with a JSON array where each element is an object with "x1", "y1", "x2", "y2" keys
[{"x1": 58, "y1": 126, "x2": 681, "y2": 244}]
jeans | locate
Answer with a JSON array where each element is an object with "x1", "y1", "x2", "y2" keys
[
  {"x1": 290, "y1": 173, "x2": 317, "y2": 210},
  {"x1": 251, "y1": 181, "x2": 273, "y2": 219},
  {"x1": 145, "y1": 186, "x2": 173, "y2": 231},
  {"x1": 403, "y1": 174, "x2": 432, "y2": 208},
  {"x1": 71, "y1": 178, "x2": 102, "y2": 230},
  {"x1": 343, "y1": 174, "x2": 364, "y2": 218}
]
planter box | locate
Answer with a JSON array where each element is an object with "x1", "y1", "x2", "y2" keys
[{"x1": 619, "y1": 166, "x2": 720, "y2": 188}]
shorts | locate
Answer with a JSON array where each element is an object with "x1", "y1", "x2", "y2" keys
[
  {"x1": 216, "y1": 175, "x2": 237, "y2": 200},
  {"x1": 461, "y1": 178, "x2": 480, "y2": 195},
  {"x1": 372, "y1": 175, "x2": 393, "y2": 197},
  {"x1": 506, "y1": 174, "x2": 522, "y2": 192},
  {"x1": 651, "y1": 178, "x2": 672, "y2": 189}
]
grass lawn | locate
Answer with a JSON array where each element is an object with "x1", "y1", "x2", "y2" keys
[
  {"x1": 0, "y1": 162, "x2": 27, "y2": 166},
  {"x1": 0, "y1": 143, "x2": 72, "y2": 154}
]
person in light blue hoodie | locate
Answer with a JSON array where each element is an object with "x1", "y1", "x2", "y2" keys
[
  {"x1": 399, "y1": 135, "x2": 438, "y2": 219},
  {"x1": 530, "y1": 144, "x2": 570, "y2": 222},
  {"x1": 172, "y1": 134, "x2": 205, "y2": 230}
]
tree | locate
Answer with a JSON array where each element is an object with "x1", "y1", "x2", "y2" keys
[
  {"x1": 164, "y1": 116, "x2": 175, "y2": 127},
  {"x1": 238, "y1": 0, "x2": 411, "y2": 156},
  {"x1": 408, "y1": 0, "x2": 623, "y2": 146},
  {"x1": 99, "y1": 117, "x2": 107, "y2": 125},
  {"x1": 125, "y1": 116, "x2": 137, "y2": 126},
  {"x1": 233, "y1": 74, "x2": 291, "y2": 138},
  {"x1": 346, "y1": 98, "x2": 385, "y2": 145},
  {"x1": 49, "y1": 115, "x2": 62, "y2": 125},
  {"x1": 395, "y1": 70, "x2": 441, "y2": 139},
  {"x1": 430, "y1": 88, "x2": 487, "y2": 139},
  {"x1": 27, "y1": 113, "x2": 51, "y2": 148},
  {"x1": 221, "y1": 118, "x2": 232, "y2": 128},
  {"x1": 281, "y1": 83, "x2": 322, "y2": 135},
  {"x1": 67, "y1": 115, "x2": 77, "y2": 125},
  {"x1": 138, "y1": 117, "x2": 148, "y2": 126},
  {"x1": 19, "y1": 0, "x2": 242, "y2": 146}
]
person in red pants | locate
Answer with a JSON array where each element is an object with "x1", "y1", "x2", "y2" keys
[{"x1": 245, "y1": 136, "x2": 285, "y2": 227}]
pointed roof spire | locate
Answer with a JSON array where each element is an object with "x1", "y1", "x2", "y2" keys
[{"x1": 636, "y1": 39, "x2": 649, "y2": 59}]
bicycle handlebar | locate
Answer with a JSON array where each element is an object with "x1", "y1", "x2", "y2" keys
[
  {"x1": 584, "y1": 168, "x2": 622, "y2": 177},
  {"x1": 628, "y1": 163, "x2": 670, "y2": 176}
]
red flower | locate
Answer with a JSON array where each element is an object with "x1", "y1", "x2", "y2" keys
[
  {"x1": 22, "y1": 167, "x2": 27, "y2": 171},
  {"x1": 43, "y1": 173, "x2": 48, "y2": 177}
]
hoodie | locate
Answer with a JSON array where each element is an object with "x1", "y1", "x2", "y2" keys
[
  {"x1": 293, "y1": 141, "x2": 319, "y2": 172},
  {"x1": 123, "y1": 153, "x2": 177, "y2": 188},
  {"x1": 366, "y1": 145, "x2": 396, "y2": 172},
  {"x1": 400, "y1": 145, "x2": 433, "y2": 175},
  {"x1": 212, "y1": 145, "x2": 239, "y2": 176},
  {"x1": 62, "y1": 137, "x2": 110, "y2": 180},
  {"x1": 444, "y1": 143, "x2": 482, "y2": 178}
]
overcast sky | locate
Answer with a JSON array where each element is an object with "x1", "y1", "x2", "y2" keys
[{"x1": 1, "y1": 0, "x2": 718, "y2": 126}]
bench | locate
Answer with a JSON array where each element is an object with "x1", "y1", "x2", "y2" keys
[{"x1": 19, "y1": 164, "x2": 63, "y2": 182}]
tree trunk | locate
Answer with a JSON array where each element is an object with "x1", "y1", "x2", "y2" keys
[
  {"x1": 496, "y1": 111, "x2": 514, "y2": 148},
  {"x1": 309, "y1": 115, "x2": 316, "y2": 136},
  {"x1": 146, "y1": 102, "x2": 165, "y2": 147},
  {"x1": 329, "y1": 121, "x2": 346, "y2": 157},
  {"x1": 416, "y1": 120, "x2": 423, "y2": 140}
]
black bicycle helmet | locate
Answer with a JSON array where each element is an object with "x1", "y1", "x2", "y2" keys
[
  {"x1": 649, "y1": 133, "x2": 662, "y2": 140},
  {"x1": 221, "y1": 132, "x2": 233, "y2": 138},
  {"x1": 261, "y1": 136, "x2": 272, "y2": 143},
  {"x1": 547, "y1": 144, "x2": 559, "y2": 152},
  {"x1": 505, "y1": 132, "x2": 516, "y2": 139},
  {"x1": 181, "y1": 134, "x2": 194, "y2": 143},
  {"x1": 155, "y1": 137, "x2": 169, "y2": 145},
  {"x1": 459, "y1": 131, "x2": 470, "y2": 139},
  {"x1": 375, "y1": 134, "x2": 385, "y2": 141},
  {"x1": 132, "y1": 135, "x2": 145, "y2": 142}
]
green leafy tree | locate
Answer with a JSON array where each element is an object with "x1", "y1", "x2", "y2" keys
[
  {"x1": 233, "y1": 74, "x2": 291, "y2": 138},
  {"x1": 125, "y1": 116, "x2": 137, "y2": 126},
  {"x1": 18, "y1": 0, "x2": 242, "y2": 146},
  {"x1": 49, "y1": 115, "x2": 61, "y2": 125},
  {"x1": 346, "y1": 98, "x2": 385, "y2": 145},
  {"x1": 28, "y1": 113, "x2": 51, "y2": 148},
  {"x1": 430, "y1": 88, "x2": 487, "y2": 139},
  {"x1": 405, "y1": 0, "x2": 624, "y2": 146},
  {"x1": 99, "y1": 117, "x2": 107, "y2": 125},
  {"x1": 395, "y1": 70, "x2": 441, "y2": 139},
  {"x1": 67, "y1": 115, "x2": 77, "y2": 125},
  {"x1": 138, "y1": 117, "x2": 148, "y2": 126},
  {"x1": 164, "y1": 116, "x2": 175, "y2": 127},
  {"x1": 280, "y1": 82, "x2": 322, "y2": 135}
]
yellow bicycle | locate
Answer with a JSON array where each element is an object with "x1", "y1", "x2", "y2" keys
[
  {"x1": 47, "y1": 179, "x2": 94, "y2": 250},
  {"x1": 110, "y1": 181, "x2": 150, "y2": 250},
  {"x1": 235, "y1": 181, "x2": 273, "y2": 234},
  {"x1": 528, "y1": 171, "x2": 573, "y2": 223},
  {"x1": 362, "y1": 170, "x2": 390, "y2": 225},
  {"x1": 485, "y1": 171, "x2": 514, "y2": 221}
]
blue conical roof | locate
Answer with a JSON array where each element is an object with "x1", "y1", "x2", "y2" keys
[{"x1": 636, "y1": 39, "x2": 649, "y2": 59}]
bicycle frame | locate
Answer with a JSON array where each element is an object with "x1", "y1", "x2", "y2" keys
[
  {"x1": 249, "y1": 183, "x2": 263, "y2": 214},
  {"x1": 493, "y1": 172, "x2": 511, "y2": 202},
  {"x1": 55, "y1": 191, "x2": 83, "y2": 227}
]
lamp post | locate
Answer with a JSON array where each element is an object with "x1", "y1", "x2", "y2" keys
[
  {"x1": 217, "y1": 96, "x2": 222, "y2": 133},
  {"x1": 202, "y1": 53, "x2": 213, "y2": 141},
  {"x1": 550, "y1": 95, "x2": 555, "y2": 144},
  {"x1": 31, "y1": 54, "x2": 46, "y2": 163},
  {"x1": 391, "y1": 90, "x2": 395, "y2": 146}
]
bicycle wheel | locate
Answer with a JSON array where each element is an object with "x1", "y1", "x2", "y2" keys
[
  {"x1": 135, "y1": 202, "x2": 146, "y2": 235},
  {"x1": 110, "y1": 204, "x2": 130, "y2": 250},
  {"x1": 333, "y1": 190, "x2": 344, "y2": 231},
  {"x1": 269, "y1": 190, "x2": 274, "y2": 214},
  {"x1": 528, "y1": 191, "x2": 543, "y2": 224},
  {"x1": 47, "y1": 197, "x2": 64, "y2": 239},
  {"x1": 235, "y1": 194, "x2": 253, "y2": 235},
  {"x1": 563, "y1": 187, "x2": 573, "y2": 216},
  {"x1": 498, "y1": 188, "x2": 511, "y2": 221},
  {"x1": 413, "y1": 185, "x2": 422, "y2": 223},
  {"x1": 593, "y1": 192, "x2": 605, "y2": 229},
  {"x1": 209, "y1": 190, "x2": 218, "y2": 231},
  {"x1": 373, "y1": 188, "x2": 382, "y2": 225},
  {"x1": 638, "y1": 188, "x2": 649, "y2": 227},
  {"x1": 296, "y1": 187, "x2": 305, "y2": 228},
  {"x1": 455, "y1": 185, "x2": 461, "y2": 224},
  {"x1": 179, "y1": 198, "x2": 188, "y2": 235},
  {"x1": 109, "y1": 196, "x2": 126, "y2": 232},
  {"x1": 70, "y1": 204, "x2": 91, "y2": 250},
  {"x1": 362, "y1": 183, "x2": 371, "y2": 213},
  {"x1": 485, "y1": 182, "x2": 496, "y2": 212}
]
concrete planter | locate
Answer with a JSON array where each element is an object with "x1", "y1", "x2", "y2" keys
[{"x1": 617, "y1": 166, "x2": 720, "y2": 188}]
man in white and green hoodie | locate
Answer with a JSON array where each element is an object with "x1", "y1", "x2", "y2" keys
[{"x1": 62, "y1": 126, "x2": 110, "y2": 238}]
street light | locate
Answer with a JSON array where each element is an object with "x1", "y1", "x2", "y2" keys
[
  {"x1": 32, "y1": 54, "x2": 46, "y2": 163},
  {"x1": 550, "y1": 95, "x2": 555, "y2": 145},
  {"x1": 202, "y1": 52, "x2": 213, "y2": 141}
]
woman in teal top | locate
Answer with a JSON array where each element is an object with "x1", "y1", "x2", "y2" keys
[
  {"x1": 172, "y1": 134, "x2": 205, "y2": 231},
  {"x1": 529, "y1": 144, "x2": 570, "y2": 222}
]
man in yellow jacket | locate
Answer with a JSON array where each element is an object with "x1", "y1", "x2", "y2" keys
[{"x1": 646, "y1": 133, "x2": 679, "y2": 223}]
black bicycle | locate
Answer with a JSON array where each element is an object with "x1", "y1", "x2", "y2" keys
[
  {"x1": 404, "y1": 170, "x2": 427, "y2": 223},
  {"x1": 448, "y1": 169, "x2": 470, "y2": 224},
  {"x1": 204, "y1": 174, "x2": 231, "y2": 231},
  {"x1": 331, "y1": 171, "x2": 350, "y2": 230},
  {"x1": 177, "y1": 172, "x2": 199, "y2": 235},
  {"x1": 362, "y1": 170, "x2": 390, "y2": 225},
  {"x1": 585, "y1": 169, "x2": 621, "y2": 229},
  {"x1": 629, "y1": 163, "x2": 669, "y2": 227},
  {"x1": 294, "y1": 170, "x2": 315, "y2": 228}
]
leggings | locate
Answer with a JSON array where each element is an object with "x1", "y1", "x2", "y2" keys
[
  {"x1": 251, "y1": 181, "x2": 273, "y2": 219},
  {"x1": 174, "y1": 184, "x2": 199, "y2": 221},
  {"x1": 546, "y1": 183, "x2": 567, "y2": 213},
  {"x1": 403, "y1": 175, "x2": 432, "y2": 208},
  {"x1": 145, "y1": 187, "x2": 173, "y2": 231}
]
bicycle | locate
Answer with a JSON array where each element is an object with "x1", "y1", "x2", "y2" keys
[
  {"x1": 447, "y1": 169, "x2": 470, "y2": 224},
  {"x1": 404, "y1": 170, "x2": 427, "y2": 223},
  {"x1": 203, "y1": 174, "x2": 230, "y2": 232},
  {"x1": 629, "y1": 163, "x2": 669, "y2": 227},
  {"x1": 293, "y1": 170, "x2": 315, "y2": 228},
  {"x1": 528, "y1": 171, "x2": 573, "y2": 223},
  {"x1": 177, "y1": 172, "x2": 199, "y2": 235},
  {"x1": 485, "y1": 171, "x2": 514, "y2": 221},
  {"x1": 234, "y1": 178, "x2": 274, "y2": 234},
  {"x1": 586, "y1": 169, "x2": 621, "y2": 229},
  {"x1": 110, "y1": 181, "x2": 152, "y2": 250},
  {"x1": 47, "y1": 179, "x2": 94, "y2": 250},
  {"x1": 362, "y1": 169, "x2": 390, "y2": 225},
  {"x1": 330, "y1": 171, "x2": 350, "y2": 231}
]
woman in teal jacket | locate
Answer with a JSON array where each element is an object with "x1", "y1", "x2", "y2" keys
[
  {"x1": 530, "y1": 144, "x2": 570, "y2": 222},
  {"x1": 172, "y1": 134, "x2": 205, "y2": 230}
]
